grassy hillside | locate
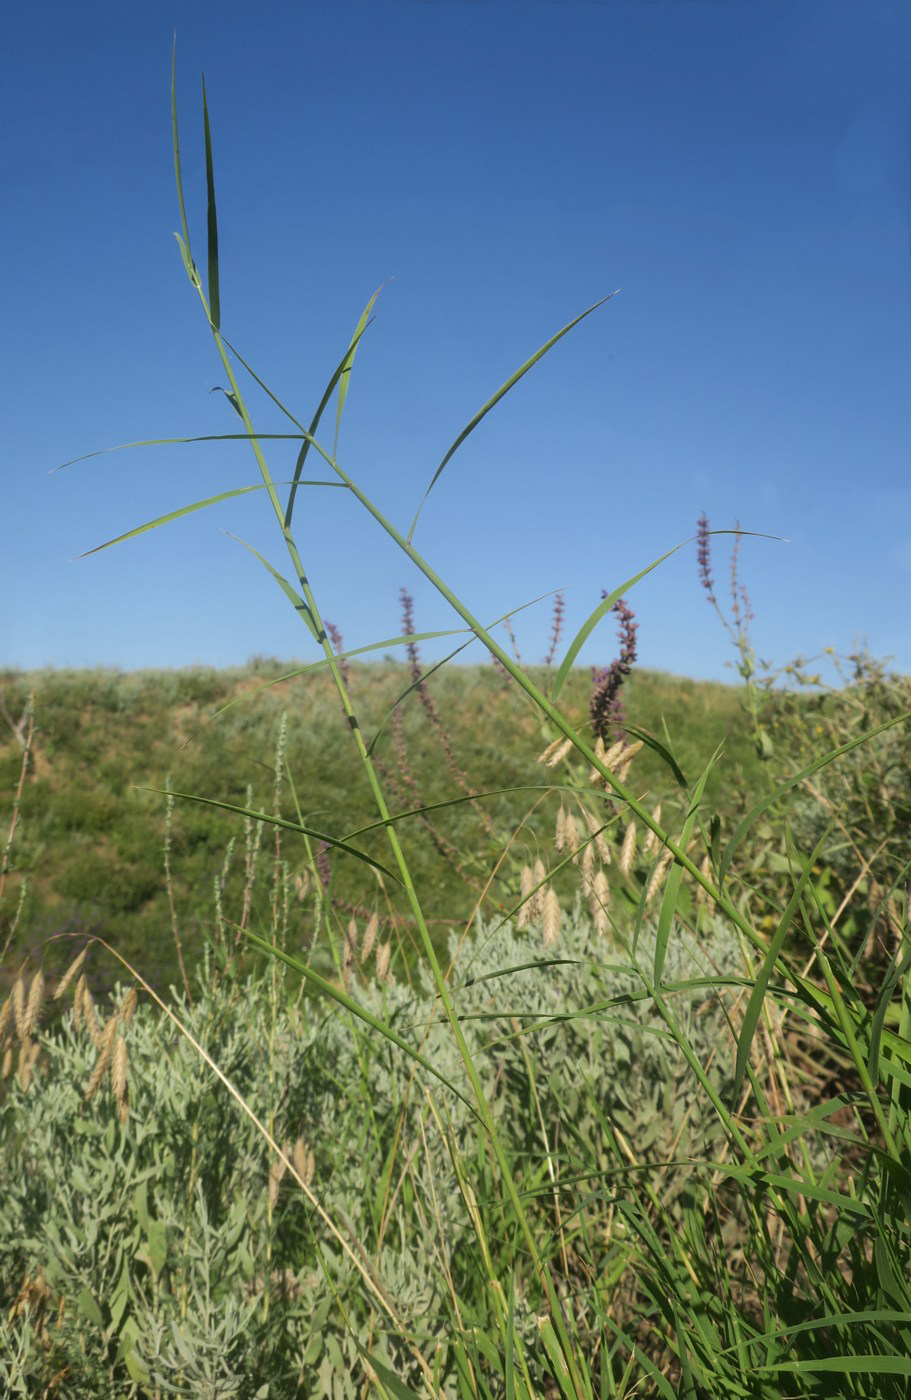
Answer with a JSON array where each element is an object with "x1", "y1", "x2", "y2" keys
[{"x1": 1, "y1": 660, "x2": 769, "y2": 998}]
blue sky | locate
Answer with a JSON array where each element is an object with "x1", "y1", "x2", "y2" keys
[{"x1": 3, "y1": 0, "x2": 909, "y2": 684}]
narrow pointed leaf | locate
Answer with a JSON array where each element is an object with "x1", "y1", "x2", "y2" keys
[
  {"x1": 224, "y1": 531, "x2": 319, "y2": 638},
  {"x1": 76, "y1": 482, "x2": 339, "y2": 559},
  {"x1": 407, "y1": 292, "x2": 620, "y2": 544},
  {"x1": 335, "y1": 282, "x2": 387, "y2": 458},
  {"x1": 242, "y1": 930, "x2": 478, "y2": 1118},
  {"x1": 171, "y1": 39, "x2": 193, "y2": 265},
  {"x1": 654, "y1": 747, "x2": 720, "y2": 982},
  {"x1": 202, "y1": 76, "x2": 220, "y2": 330},
  {"x1": 137, "y1": 785, "x2": 402, "y2": 883},
  {"x1": 733, "y1": 831, "x2": 830, "y2": 1099},
  {"x1": 53, "y1": 432, "x2": 313, "y2": 474}
]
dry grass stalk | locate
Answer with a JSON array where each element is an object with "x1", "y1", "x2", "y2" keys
[
  {"x1": 619, "y1": 822, "x2": 637, "y2": 876},
  {"x1": 537, "y1": 735, "x2": 573, "y2": 767},
  {"x1": 24, "y1": 971, "x2": 44, "y2": 1040},
  {"x1": 55, "y1": 946, "x2": 88, "y2": 1001},
  {"x1": 85, "y1": 1016, "x2": 117, "y2": 1101},
  {"x1": 0, "y1": 995, "x2": 11, "y2": 1043},
  {"x1": 542, "y1": 887, "x2": 561, "y2": 947},
  {"x1": 555, "y1": 806, "x2": 566, "y2": 853},
  {"x1": 293, "y1": 1137, "x2": 315, "y2": 1186},
  {"x1": 376, "y1": 942, "x2": 391, "y2": 983},
  {"x1": 120, "y1": 987, "x2": 138, "y2": 1026},
  {"x1": 112, "y1": 1034, "x2": 128, "y2": 1124},
  {"x1": 642, "y1": 805, "x2": 662, "y2": 856},
  {"x1": 12, "y1": 977, "x2": 25, "y2": 1045},
  {"x1": 361, "y1": 913, "x2": 379, "y2": 963}
]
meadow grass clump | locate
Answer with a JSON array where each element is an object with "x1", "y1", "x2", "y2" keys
[{"x1": 2, "y1": 48, "x2": 910, "y2": 1397}]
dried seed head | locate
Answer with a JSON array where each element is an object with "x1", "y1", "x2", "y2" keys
[
  {"x1": 120, "y1": 987, "x2": 138, "y2": 1027},
  {"x1": 293, "y1": 1137, "x2": 315, "y2": 1187},
  {"x1": 590, "y1": 870, "x2": 610, "y2": 935},
  {"x1": 619, "y1": 822, "x2": 637, "y2": 876},
  {"x1": 376, "y1": 943, "x2": 391, "y2": 983},
  {"x1": 581, "y1": 838, "x2": 595, "y2": 887},
  {"x1": 615, "y1": 743, "x2": 643, "y2": 785},
  {"x1": 112, "y1": 1035, "x2": 128, "y2": 1124},
  {"x1": 538, "y1": 735, "x2": 573, "y2": 767},
  {"x1": 583, "y1": 807, "x2": 612, "y2": 864},
  {"x1": 12, "y1": 978, "x2": 25, "y2": 1045},
  {"x1": 541, "y1": 887, "x2": 561, "y2": 947},
  {"x1": 73, "y1": 975, "x2": 86, "y2": 1031},
  {"x1": 1, "y1": 1039, "x2": 12, "y2": 1079},
  {"x1": 55, "y1": 946, "x2": 88, "y2": 1002},
  {"x1": 532, "y1": 858, "x2": 548, "y2": 921},
  {"x1": 517, "y1": 865, "x2": 534, "y2": 930},
  {"x1": 645, "y1": 847, "x2": 674, "y2": 905},
  {"x1": 85, "y1": 1017, "x2": 117, "y2": 1101},
  {"x1": 603, "y1": 739, "x2": 627, "y2": 773},
  {"x1": 293, "y1": 870, "x2": 310, "y2": 902},
  {"x1": 555, "y1": 806, "x2": 566, "y2": 853},
  {"x1": 268, "y1": 1149, "x2": 290, "y2": 1209},
  {"x1": 24, "y1": 972, "x2": 44, "y2": 1039},
  {"x1": 565, "y1": 813, "x2": 580, "y2": 860},
  {"x1": 0, "y1": 996, "x2": 11, "y2": 1044},
  {"x1": 18, "y1": 1037, "x2": 35, "y2": 1091},
  {"x1": 642, "y1": 806, "x2": 662, "y2": 857},
  {"x1": 83, "y1": 988, "x2": 103, "y2": 1051},
  {"x1": 360, "y1": 913, "x2": 379, "y2": 963}
]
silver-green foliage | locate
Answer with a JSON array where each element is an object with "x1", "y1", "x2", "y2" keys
[{"x1": 0, "y1": 913, "x2": 742, "y2": 1395}]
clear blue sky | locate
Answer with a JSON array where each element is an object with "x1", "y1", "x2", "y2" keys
[{"x1": 3, "y1": 0, "x2": 909, "y2": 683}]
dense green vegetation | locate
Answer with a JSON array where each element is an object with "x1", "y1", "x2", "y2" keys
[{"x1": 0, "y1": 659, "x2": 767, "y2": 1000}]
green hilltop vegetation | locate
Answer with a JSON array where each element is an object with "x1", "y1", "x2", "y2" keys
[{"x1": 1, "y1": 659, "x2": 768, "y2": 1000}]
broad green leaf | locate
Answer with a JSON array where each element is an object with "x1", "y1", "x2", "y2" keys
[
  {"x1": 352, "y1": 1340, "x2": 424, "y2": 1400},
  {"x1": 407, "y1": 292, "x2": 620, "y2": 544},
  {"x1": 76, "y1": 1286, "x2": 104, "y2": 1330}
]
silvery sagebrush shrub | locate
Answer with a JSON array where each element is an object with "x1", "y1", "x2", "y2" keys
[{"x1": 0, "y1": 910, "x2": 744, "y2": 1396}]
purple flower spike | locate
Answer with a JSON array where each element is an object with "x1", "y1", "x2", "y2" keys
[
  {"x1": 697, "y1": 512, "x2": 716, "y2": 604},
  {"x1": 590, "y1": 596, "x2": 638, "y2": 743}
]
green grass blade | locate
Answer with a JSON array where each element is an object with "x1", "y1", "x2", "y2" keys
[
  {"x1": 170, "y1": 38, "x2": 194, "y2": 272},
  {"x1": 241, "y1": 928, "x2": 479, "y2": 1122},
  {"x1": 137, "y1": 785, "x2": 402, "y2": 884},
  {"x1": 223, "y1": 531, "x2": 320, "y2": 639},
  {"x1": 406, "y1": 292, "x2": 620, "y2": 545},
  {"x1": 654, "y1": 747, "x2": 720, "y2": 982},
  {"x1": 352, "y1": 1341, "x2": 425, "y2": 1400},
  {"x1": 202, "y1": 76, "x2": 220, "y2": 330},
  {"x1": 53, "y1": 432, "x2": 312, "y2": 473},
  {"x1": 75, "y1": 481, "x2": 340, "y2": 559},
  {"x1": 757, "y1": 1355, "x2": 911, "y2": 1378},
  {"x1": 335, "y1": 282, "x2": 387, "y2": 458}
]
